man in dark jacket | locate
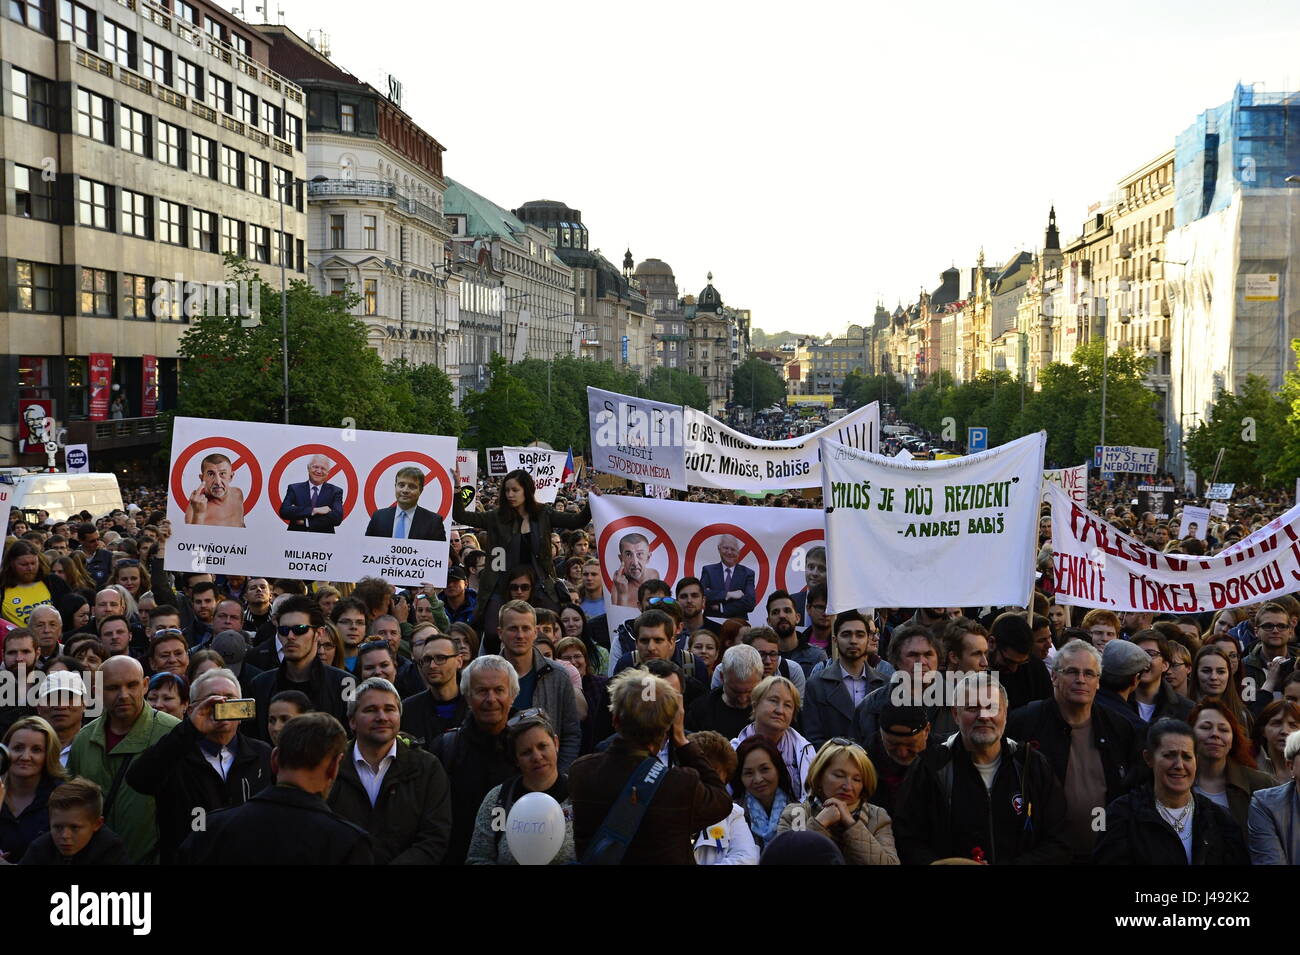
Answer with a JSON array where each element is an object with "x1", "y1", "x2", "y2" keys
[
  {"x1": 989, "y1": 612, "x2": 1052, "y2": 711},
  {"x1": 1094, "y1": 638, "x2": 1153, "y2": 733},
  {"x1": 127, "y1": 668, "x2": 272, "y2": 864},
  {"x1": 894, "y1": 679, "x2": 1070, "y2": 864},
  {"x1": 328, "y1": 677, "x2": 452, "y2": 864},
  {"x1": 244, "y1": 596, "x2": 351, "y2": 741},
  {"x1": 1006, "y1": 638, "x2": 1140, "y2": 863},
  {"x1": 177, "y1": 712, "x2": 373, "y2": 865},
  {"x1": 1129, "y1": 630, "x2": 1194, "y2": 723},
  {"x1": 430, "y1": 655, "x2": 520, "y2": 865},
  {"x1": 803, "y1": 611, "x2": 887, "y2": 747},
  {"x1": 686, "y1": 644, "x2": 762, "y2": 739},
  {"x1": 401, "y1": 634, "x2": 467, "y2": 753},
  {"x1": 866, "y1": 700, "x2": 933, "y2": 816}
]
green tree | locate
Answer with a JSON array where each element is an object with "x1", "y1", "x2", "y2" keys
[
  {"x1": 1278, "y1": 340, "x2": 1300, "y2": 483},
  {"x1": 1187, "y1": 373, "x2": 1294, "y2": 485},
  {"x1": 733, "y1": 357, "x2": 786, "y2": 412},
  {"x1": 839, "y1": 371, "x2": 904, "y2": 410},
  {"x1": 509, "y1": 356, "x2": 641, "y2": 451},
  {"x1": 642, "y1": 366, "x2": 708, "y2": 410},
  {"x1": 174, "y1": 258, "x2": 399, "y2": 429},
  {"x1": 461, "y1": 355, "x2": 543, "y2": 450},
  {"x1": 382, "y1": 359, "x2": 466, "y2": 438}
]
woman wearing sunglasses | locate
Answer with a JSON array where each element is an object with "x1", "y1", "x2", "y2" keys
[
  {"x1": 775, "y1": 737, "x2": 899, "y2": 865},
  {"x1": 466, "y1": 708, "x2": 575, "y2": 865}
]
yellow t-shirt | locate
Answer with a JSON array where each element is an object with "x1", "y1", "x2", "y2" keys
[{"x1": 2, "y1": 581, "x2": 53, "y2": 626}]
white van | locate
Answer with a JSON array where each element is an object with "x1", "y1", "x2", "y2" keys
[{"x1": 8, "y1": 472, "x2": 124, "y2": 522}]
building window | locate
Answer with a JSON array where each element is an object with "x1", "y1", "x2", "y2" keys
[
  {"x1": 8, "y1": 0, "x2": 49, "y2": 31},
  {"x1": 272, "y1": 229, "x2": 291, "y2": 266},
  {"x1": 248, "y1": 157, "x2": 268, "y2": 197},
  {"x1": 249, "y1": 224, "x2": 269, "y2": 263},
  {"x1": 190, "y1": 133, "x2": 215, "y2": 178},
  {"x1": 189, "y1": 209, "x2": 215, "y2": 252},
  {"x1": 288, "y1": 114, "x2": 303, "y2": 150},
  {"x1": 121, "y1": 189, "x2": 152, "y2": 239},
  {"x1": 119, "y1": 105, "x2": 150, "y2": 157},
  {"x1": 176, "y1": 0, "x2": 198, "y2": 23},
  {"x1": 207, "y1": 74, "x2": 232, "y2": 114},
  {"x1": 16, "y1": 261, "x2": 56, "y2": 311},
  {"x1": 141, "y1": 39, "x2": 170, "y2": 85},
  {"x1": 157, "y1": 200, "x2": 184, "y2": 245},
  {"x1": 273, "y1": 166, "x2": 291, "y2": 204},
  {"x1": 11, "y1": 69, "x2": 52, "y2": 127},
  {"x1": 158, "y1": 120, "x2": 183, "y2": 167},
  {"x1": 58, "y1": 0, "x2": 94, "y2": 47},
  {"x1": 77, "y1": 178, "x2": 110, "y2": 229},
  {"x1": 177, "y1": 57, "x2": 201, "y2": 100},
  {"x1": 80, "y1": 267, "x2": 112, "y2": 316},
  {"x1": 363, "y1": 215, "x2": 377, "y2": 250},
  {"x1": 236, "y1": 88, "x2": 257, "y2": 126},
  {"x1": 220, "y1": 146, "x2": 243, "y2": 188},
  {"x1": 102, "y1": 19, "x2": 134, "y2": 69},
  {"x1": 220, "y1": 217, "x2": 244, "y2": 256},
  {"x1": 330, "y1": 278, "x2": 346, "y2": 297},
  {"x1": 204, "y1": 15, "x2": 223, "y2": 41},
  {"x1": 340, "y1": 103, "x2": 355, "y2": 132},
  {"x1": 122, "y1": 273, "x2": 150, "y2": 319},
  {"x1": 230, "y1": 32, "x2": 250, "y2": 56},
  {"x1": 74, "y1": 88, "x2": 109, "y2": 142},
  {"x1": 262, "y1": 101, "x2": 281, "y2": 138},
  {"x1": 364, "y1": 278, "x2": 377, "y2": 315},
  {"x1": 14, "y1": 164, "x2": 57, "y2": 221},
  {"x1": 330, "y1": 214, "x2": 345, "y2": 249}
]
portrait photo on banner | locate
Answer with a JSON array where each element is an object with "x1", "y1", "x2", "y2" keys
[{"x1": 165, "y1": 416, "x2": 455, "y2": 586}]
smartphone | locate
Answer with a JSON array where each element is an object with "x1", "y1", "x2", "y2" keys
[{"x1": 213, "y1": 698, "x2": 256, "y2": 721}]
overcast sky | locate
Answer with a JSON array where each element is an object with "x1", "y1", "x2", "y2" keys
[{"x1": 237, "y1": 0, "x2": 1300, "y2": 336}]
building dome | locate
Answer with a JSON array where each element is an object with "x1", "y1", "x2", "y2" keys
[
  {"x1": 697, "y1": 272, "x2": 722, "y2": 312},
  {"x1": 635, "y1": 258, "x2": 675, "y2": 278}
]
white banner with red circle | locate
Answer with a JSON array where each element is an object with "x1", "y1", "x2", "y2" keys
[
  {"x1": 165, "y1": 417, "x2": 454, "y2": 586},
  {"x1": 590, "y1": 494, "x2": 826, "y2": 639}
]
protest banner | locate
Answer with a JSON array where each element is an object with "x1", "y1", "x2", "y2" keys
[
  {"x1": 1048, "y1": 482, "x2": 1300, "y2": 613},
  {"x1": 821, "y1": 431, "x2": 1046, "y2": 612},
  {"x1": 491, "y1": 447, "x2": 572, "y2": 504},
  {"x1": 1137, "y1": 485, "x2": 1175, "y2": 520},
  {"x1": 590, "y1": 494, "x2": 824, "y2": 638},
  {"x1": 1093, "y1": 445, "x2": 1159, "y2": 474},
  {"x1": 165, "y1": 417, "x2": 454, "y2": 586},
  {"x1": 1042, "y1": 463, "x2": 1087, "y2": 505},
  {"x1": 587, "y1": 387, "x2": 686, "y2": 490},
  {"x1": 1210, "y1": 501, "x2": 1229, "y2": 518},
  {"x1": 684, "y1": 402, "x2": 879, "y2": 490},
  {"x1": 1205, "y1": 483, "x2": 1235, "y2": 500},
  {"x1": 64, "y1": 444, "x2": 90, "y2": 474},
  {"x1": 454, "y1": 450, "x2": 478, "y2": 511},
  {"x1": 1179, "y1": 506, "x2": 1210, "y2": 541}
]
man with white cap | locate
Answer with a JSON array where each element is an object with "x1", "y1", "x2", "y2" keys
[{"x1": 35, "y1": 669, "x2": 89, "y2": 766}]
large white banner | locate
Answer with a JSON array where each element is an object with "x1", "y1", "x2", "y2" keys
[
  {"x1": 587, "y1": 387, "x2": 686, "y2": 490},
  {"x1": 1095, "y1": 445, "x2": 1159, "y2": 475},
  {"x1": 684, "y1": 403, "x2": 879, "y2": 490},
  {"x1": 1048, "y1": 483, "x2": 1300, "y2": 613},
  {"x1": 492, "y1": 447, "x2": 571, "y2": 504},
  {"x1": 165, "y1": 417, "x2": 454, "y2": 586},
  {"x1": 1042, "y1": 463, "x2": 1087, "y2": 505},
  {"x1": 821, "y1": 432, "x2": 1047, "y2": 612},
  {"x1": 590, "y1": 494, "x2": 824, "y2": 638}
]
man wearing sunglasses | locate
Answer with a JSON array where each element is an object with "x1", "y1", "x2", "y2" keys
[
  {"x1": 245, "y1": 595, "x2": 351, "y2": 742},
  {"x1": 401, "y1": 635, "x2": 467, "y2": 753}
]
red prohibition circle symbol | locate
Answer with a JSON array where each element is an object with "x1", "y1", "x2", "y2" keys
[
  {"x1": 685, "y1": 523, "x2": 770, "y2": 605},
  {"x1": 268, "y1": 445, "x2": 360, "y2": 524},
  {"x1": 776, "y1": 529, "x2": 825, "y2": 593},
  {"x1": 363, "y1": 452, "x2": 453, "y2": 520},
  {"x1": 597, "y1": 515, "x2": 679, "y2": 593},
  {"x1": 170, "y1": 437, "x2": 263, "y2": 515}
]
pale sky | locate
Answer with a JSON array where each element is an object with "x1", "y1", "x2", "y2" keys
[{"x1": 235, "y1": 0, "x2": 1300, "y2": 337}]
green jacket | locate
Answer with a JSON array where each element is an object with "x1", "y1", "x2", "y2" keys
[{"x1": 67, "y1": 704, "x2": 181, "y2": 865}]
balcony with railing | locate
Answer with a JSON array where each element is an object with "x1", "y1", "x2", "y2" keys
[{"x1": 309, "y1": 179, "x2": 448, "y2": 232}]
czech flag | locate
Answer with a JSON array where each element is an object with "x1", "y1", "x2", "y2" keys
[{"x1": 562, "y1": 447, "x2": 576, "y2": 484}]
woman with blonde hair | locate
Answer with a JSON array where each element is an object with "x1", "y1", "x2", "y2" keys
[
  {"x1": 775, "y1": 738, "x2": 899, "y2": 865},
  {"x1": 730, "y1": 675, "x2": 817, "y2": 799},
  {"x1": 0, "y1": 715, "x2": 66, "y2": 862}
]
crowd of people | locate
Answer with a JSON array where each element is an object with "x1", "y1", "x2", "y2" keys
[{"x1": 0, "y1": 455, "x2": 1298, "y2": 867}]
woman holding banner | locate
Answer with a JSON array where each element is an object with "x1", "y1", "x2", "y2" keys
[{"x1": 453, "y1": 469, "x2": 594, "y2": 646}]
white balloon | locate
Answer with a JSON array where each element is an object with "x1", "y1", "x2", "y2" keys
[{"x1": 505, "y1": 792, "x2": 565, "y2": 865}]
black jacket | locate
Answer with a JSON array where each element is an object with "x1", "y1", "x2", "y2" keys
[
  {"x1": 328, "y1": 738, "x2": 453, "y2": 864},
  {"x1": 176, "y1": 783, "x2": 373, "y2": 865},
  {"x1": 245, "y1": 658, "x2": 352, "y2": 742},
  {"x1": 993, "y1": 657, "x2": 1053, "y2": 710},
  {"x1": 1093, "y1": 786, "x2": 1249, "y2": 865},
  {"x1": 430, "y1": 715, "x2": 518, "y2": 865},
  {"x1": 0, "y1": 774, "x2": 60, "y2": 863},
  {"x1": 400, "y1": 690, "x2": 467, "y2": 753},
  {"x1": 803, "y1": 661, "x2": 887, "y2": 748},
  {"x1": 452, "y1": 497, "x2": 590, "y2": 602},
  {"x1": 1005, "y1": 697, "x2": 1139, "y2": 808},
  {"x1": 1128, "y1": 682, "x2": 1194, "y2": 724},
  {"x1": 20, "y1": 825, "x2": 130, "y2": 865},
  {"x1": 685, "y1": 686, "x2": 752, "y2": 741},
  {"x1": 125, "y1": 718, "x2": 273, "y2": 864},
  {"x1": 892, "y1": 735, "x2": 1071, "y2": 865}
]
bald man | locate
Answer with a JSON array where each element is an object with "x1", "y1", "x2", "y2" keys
[
  {"x1": 28, "y1": 603, "x2": 63, "y2": 663},
  {"x1": 185, "y1": 453, "x2": 247, "y2": 528},
  {"x1": 279, "y1": 453, "x2": 345, "y2": 533},
  {"x1": 67, "y1": 655, "x2": 181, "y2": 864}
]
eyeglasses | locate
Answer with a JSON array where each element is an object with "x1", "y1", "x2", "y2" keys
[
  {"x1": 827, "y1": 737, "x2": 865, "y2": 750},
  {"x1": 419, "y1": 653, "x2": 457, "y2": 667},
  {"x1": 154, "y1": 627, "x2": 184, "y2": 638},
  {"x1": 1059, "y1": 667, "x2": 1100, "y2": 680},
  {"x1": 507, "y1": 707, "x2": 550, "y2": 728},
  {"x1": 1258, "y1": 623, "x2": 1291, "y2": 632},
  {"x1": 508, "y1": 583, "x2": 532, "y2": 593},
  {"x1": 277, "y1": 623, "x2": 314, "y2": 637},
  {"x1": 116, "y1": 559, "x2": 140, "y2": 567},
  {"x1": 358, "y1": 640, "x2": 390, "y2": 654},
  {"x1": 756, "y1": 650, "x2": 780, "y2": 661},
  {"x1": 647, "y1": 596, "x2": 677, "y2": 607}
]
